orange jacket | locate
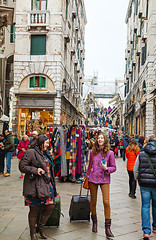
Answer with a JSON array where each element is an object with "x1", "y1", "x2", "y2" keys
[{"x1": 126, "y1": 148, "x2": 140, "y2": 171}]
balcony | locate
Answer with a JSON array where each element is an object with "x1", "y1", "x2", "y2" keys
[
  {"x1": 27, "y1": 11, "x2": 50, "y2": 30},
  {"x1": 64, "y1": 21, "x2": 70, "y2": 43},
  {"x1": 142, "y1": 20, "x2": 148, "y2": 40},
  {"x1": 0, "y1": 0, "x2": 7, "y2": 5},
  {"x1": 0, "y1": 0, "x2": 14, "y2": 27}
]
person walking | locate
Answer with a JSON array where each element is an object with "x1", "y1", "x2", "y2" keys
[
  {"x1": 86, "y1": 132, "x2": 116, "y2": 238},
  {"x1": 134, "y1": 136, "x2": 156, "y2": 240},
  {"x1": 3, "y1": 130, "x2": 14, "y2": 177},
  {"x1": 126, "y1": 138, "x2": 140, "y2": 199},
  {"x1": 122, "y1": 132, "x2": 130, "y2": 161},
  {"x1": 14, "y1": 134, "x2": 19, "y2": 156},
  {"x1": 28, "y1": 131, "x2": 38, "y2": 148},
  {"x1": 0, "y1": 134, "x2": 5, "y2": 175},
  {"x1": 19, "y1": 134, "x2": 57, "y2": 240},
  {"x1": 17, "y1": 135, "x2": 29, "y2": 178}
]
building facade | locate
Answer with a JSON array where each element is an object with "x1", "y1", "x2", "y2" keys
[
  {"x1": 124, "y1": 0, "x2": 156, "y2": 138},
  {"x1": 0, "y1": 0, "x2": 15, "y2": 118},
  {"x1": 12, "y1": 0, "x2": 86, "y2": 136}
]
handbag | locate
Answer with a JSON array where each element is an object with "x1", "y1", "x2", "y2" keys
[
  {"x1": 83, "y1": 153, "x2": 94, "y2": 190},
  {"x1": 145, "y1": 153, "x2": 156, "y2": 178}
]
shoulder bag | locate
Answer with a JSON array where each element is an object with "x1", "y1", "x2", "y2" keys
[
  {"x1": 83, "y1": 153, "x2": 94, "y2": 190},
  {"x1": 145, "y1": 153, "x2": 156, "y2": 178}
]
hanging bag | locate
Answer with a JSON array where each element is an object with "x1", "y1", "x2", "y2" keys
[
  {"x1": 145, "y1": 153, "x2": 156, "y2": 178},
  {"x1": 83, "y1": 153, "x2": 94, "y2": 190}
]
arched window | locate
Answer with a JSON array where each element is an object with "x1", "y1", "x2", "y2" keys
[
  {"x1": 30, "y1": 76, "x2": 46, "y2": 88},
  {"x1": 143, "y1": 81, "x2": 146, "y2": 95}
]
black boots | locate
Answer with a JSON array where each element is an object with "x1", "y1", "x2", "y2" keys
[
  {"x1": 91, "y1": 215, "x2": 97, "y2": 233},
  {"x1": 105, "y1": 219, "x2": 114, "y2": 238},
  {"x1": 28, "y1": 208, "x2": 38, "y2": 240}
]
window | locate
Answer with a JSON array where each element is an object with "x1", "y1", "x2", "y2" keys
[
  {"x1": 10, "y1": 23, "x2": 15, "y2": 43},
  {"x1": 30, "y1": 76, "x2": 46, "y2": 88},
  {"x1": 32, "y1": 0, "x2": 47, "y2": 10},
  {"x1": 31, "y1": 35, "x2": 46, "y2": 55},
  {"x1": 141, "y1": 43, "x2": 147, "y2": 66},
  {"x1": 143, "y1": 81, "x2": 146, "y2": 95}
]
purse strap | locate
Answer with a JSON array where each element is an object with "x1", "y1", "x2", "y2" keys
[
  {"x1": 87, "y1": 152, "x2": 94, "y2": 177},
  {"x1": 145, "y1": 153, "x2": 156, "y2": 178}
]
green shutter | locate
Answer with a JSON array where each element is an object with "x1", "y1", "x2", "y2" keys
[
  {"x1": 10, "y1": 24, "x2": 14, "y2": 43},
  {"x1": 31, "y1": 35, "x2": 46, "y2": 55},
  {"x1": 39, "y1": 76, "x2": 46, "y2": 87},
  {"x1": 30, "y1": 76, "x2": 35, "y2": 87}
]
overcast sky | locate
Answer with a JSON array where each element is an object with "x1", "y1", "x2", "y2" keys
[{"x1": 84, "y1": 0, "x2": 129, "y2": 82}]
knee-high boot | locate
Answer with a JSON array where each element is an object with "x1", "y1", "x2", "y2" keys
[
  {"x1": 37, "y1": 205, "x2": 54, "y2": 239},
  {"x1": 91, "y1": 215, "x2": 97, "y2": 233},
  {"x1": 28, "y1": 207, "x2": 39, "y2": 240},
  {"x1": 105, "y1": 219, "x2": 114, "y2": 238}
]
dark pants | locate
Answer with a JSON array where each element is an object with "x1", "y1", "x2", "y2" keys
[
  {"x1": 123, "y1": 149, "x2": 126, "y2": 161},
  {"x1": 127, "y1": 170, "x2": 137, "y2": 196},
  {"x1": 0, "y1": 153, "x2": 5, "y2": 173}
]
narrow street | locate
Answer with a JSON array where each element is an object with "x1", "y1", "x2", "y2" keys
[{"x1": 0, "y1": 157, "x2": 155, "y2": 240}]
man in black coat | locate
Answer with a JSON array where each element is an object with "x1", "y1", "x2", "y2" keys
[
  {"x1": 134, "y1": 136, "x2": 156, "y2": 240},
  {"x1": 3, "y1": 130, "x2": 14, "y2": 177},
  {"x1": 0, "y1": 134, "x2": 5, "y2": 174},
  {"x1": 122, "y1": 132, "x2": 130, "y2": 161}
]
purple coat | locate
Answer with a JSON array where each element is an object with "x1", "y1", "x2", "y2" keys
[{"x1": 86, "y1": 150, "x2": 116, "y2": 184}]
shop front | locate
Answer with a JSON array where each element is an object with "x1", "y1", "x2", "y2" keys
[
  {"x1": 124, "y1": 104, "x2": 135, "y2": 135},
  {"x1": 18, "y1": 95, "x2": 55, "y2": 137}
]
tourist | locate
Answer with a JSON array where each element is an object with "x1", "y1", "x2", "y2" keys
[
  {"x1": 3, "y1": 130, "x2": 14, "y2": 177},
  {"x1": 17, "y1": 134, "x2": 29, "y2": 178}
]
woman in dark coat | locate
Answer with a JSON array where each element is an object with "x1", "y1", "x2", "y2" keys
[{"x1": 19, "y1": 135, "x2": 57, "y2": 240}]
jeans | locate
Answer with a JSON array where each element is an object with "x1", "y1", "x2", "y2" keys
[
  {"x1": 127, "y1": 170, "x2": 137, "y2": 196},
  {"x1": 89, "y1": 182, "x2": 110, "y2": 219},
  {"x1": 140, "y1": 186, "x2": 156, "y2": 235},
  {"x1": 14, "y1": 145, "x2": 18, "y2": 156},
  {"x1": 6, "y1": 152, "x2": 13, "y2": 174}
]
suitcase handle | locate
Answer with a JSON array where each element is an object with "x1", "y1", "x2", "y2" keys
[{"x1": 79, "y1": 181, "x2": 89, "y2": 200}]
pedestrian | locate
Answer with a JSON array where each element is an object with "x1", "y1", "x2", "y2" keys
[
  {"x1": 19, "y1": 134, "x2": 57, "y2": 240},
  {"x1": 118, "y1": 137, "x2": 124, "y2": 158},
  {"x1": 3, "y1": 130, "x2": 14, "y2": 177},
  {"x1": 0, "y1": 134, "x2": 5, "y2": 175},
  {"x1": 134, "y1": 136, "x2": 156, "y2": 240},
  {"x1": 122, "y1": 132, "x2": 130, "y2": 161},
  {"x1": 17, "y1": 134, "x2": 29, "y2": 178},
  {"x1": 14, "y1": 134, "x2": 19, "y2": 156},
  {"x1": 86, "y1": 132, "x2": 116, "y2": 238},
  {"x1": 28, "y1": 131, "x2": 38, "y2": 148},
  {"x1": 126, "y1": 138, "x2": 140, "y2": 199},
  {"x1": 138, "y1": 136, "x2": 145, "y2": 151}
]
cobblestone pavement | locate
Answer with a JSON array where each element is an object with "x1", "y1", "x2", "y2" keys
[{"x1": 0, "y1": 157, "x2": 155, "y2": 240}]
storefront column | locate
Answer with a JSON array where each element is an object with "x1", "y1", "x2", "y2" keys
[
  {"x1": 12, "y1": 96, "x2": 19, "y2": 135},
  {"x1": 54, "y1": 97, "x2": 61, "y2": 125},
  {"x1": 145, "y1": 101, "x2": 154, "y2": 138}
]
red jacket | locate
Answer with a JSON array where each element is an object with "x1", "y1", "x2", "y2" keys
[
  {"x1": 126, "y1": 148, "x2": 140, "y2": 171},
  {"x1": 17, "y1": 140, "x2": 29, "y2": 160}
]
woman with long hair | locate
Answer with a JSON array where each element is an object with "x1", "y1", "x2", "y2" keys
[
  {"x1": 126, "y1": 138, "x2": 140, "y2": 199},
  {"x1": 17, "y1": 134, "x2": 29, "y2": 178},
  {"x1": 19, "y1": 135, "x2": 57, "y2": 240},
  {"x1": 86, "y1": 132, "x2": 116, "y2": 238}
]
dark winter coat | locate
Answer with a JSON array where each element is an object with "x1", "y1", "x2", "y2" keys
[
  {"x1": 4, "y1": 133, "x2": 14, "y2": 153},
  {"x1": 122, "y1": 136, "x2": 130, "y2": 149},
  {"x1": 19, "y1": 146, "x2": 57, "y2": 198},
  {"x1": 138, "y1": 141, "x2": 156, "y2": 188}
]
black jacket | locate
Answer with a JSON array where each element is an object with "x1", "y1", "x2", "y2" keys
[
  {"x1": 138, "y1": 141, "x2": 156, "y2": 188},
  {"x1": 4, "y1": 133, "x2": 14, "y2": 153}
]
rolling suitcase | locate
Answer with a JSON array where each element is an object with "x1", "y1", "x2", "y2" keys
[
  {"x1": 37, "y1": 195, "x2": 61, "y2": 227},
  {"x1": 69, "y1": 182, "x2": 90, "y2": 222}
]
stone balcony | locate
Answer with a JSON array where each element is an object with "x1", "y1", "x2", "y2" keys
[
  {"x1": 27, "y1": 11, "x2": 50, "y2": 30},
  {"x1": 0, "y1": 0, "x2": 14, "y2": 28}
]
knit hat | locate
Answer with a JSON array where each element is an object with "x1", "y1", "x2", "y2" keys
[{"x1": 32, "y1": 131, "x2": 38, "y2": 135}]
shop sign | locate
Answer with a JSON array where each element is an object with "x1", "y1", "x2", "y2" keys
[{"x1": 124, "y1": 104, "x2": 135, "y2": 119}]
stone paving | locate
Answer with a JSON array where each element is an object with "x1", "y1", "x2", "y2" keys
[{"x1": 0, "y1": 157, "x2": 155, "y2": 240}]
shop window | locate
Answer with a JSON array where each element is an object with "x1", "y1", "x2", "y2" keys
[
  {"x1": 32, "y1": 0, "x2": 47, "y2": 10},
  {"x1": 10, "y1": 23, "x2": 15, "y2": 43},
  {"x1": 30, "y1": 76, "x2": 46, "y2": 88},
  {"x1": 31, "y1": 35, "x2": 46, "y2": 55}
]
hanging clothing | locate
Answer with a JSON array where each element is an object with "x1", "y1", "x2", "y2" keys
[
  {"x1": 58, "y1": 127, "x2": 67, "y2": 177},
  {"x1": 69, "y1": 127, "x2": 77, "y2": 181}
]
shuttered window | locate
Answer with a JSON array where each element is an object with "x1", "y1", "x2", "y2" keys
[
  {"x1": 31, "y1": 35, "x2": 46, "y2": 55},
  {"x1": 141, "y1": 43, "x2": 147, "y2": 66},
  {"x1": 30, "y1": 76, "x2": 46, "y2": 88},
  {"x1": 10, "y1": 24, "x2": 15, "y2": 43}
]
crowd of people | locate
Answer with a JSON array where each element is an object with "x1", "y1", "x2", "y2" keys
[{"x1": 0, "y1": 128, "x2": 156, "y2": 240}]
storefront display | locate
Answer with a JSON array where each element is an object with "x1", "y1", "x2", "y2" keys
[{"x1": 18, "y1": 108, "x2": 54, "y2": 137}]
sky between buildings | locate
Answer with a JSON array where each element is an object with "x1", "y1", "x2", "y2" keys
[{"x1": 84, "y1": 0, "x2": 129, "y2": 83}]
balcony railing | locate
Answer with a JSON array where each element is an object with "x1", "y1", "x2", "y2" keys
[{"x1": 27, "y1": 11, "x2": 50, "y2": 29}]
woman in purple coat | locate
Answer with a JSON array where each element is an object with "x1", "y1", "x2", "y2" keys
[{"x1": 86, "y1": 132, "x2": 116, "y2": 237}]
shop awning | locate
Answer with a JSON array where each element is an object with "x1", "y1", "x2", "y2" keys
[
  {"x1": 0, "y1": 114, "x2": 9, "y2": 122},
  {"x1": 109, "y1": 94, "x2": 119, "y2": 104}
]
